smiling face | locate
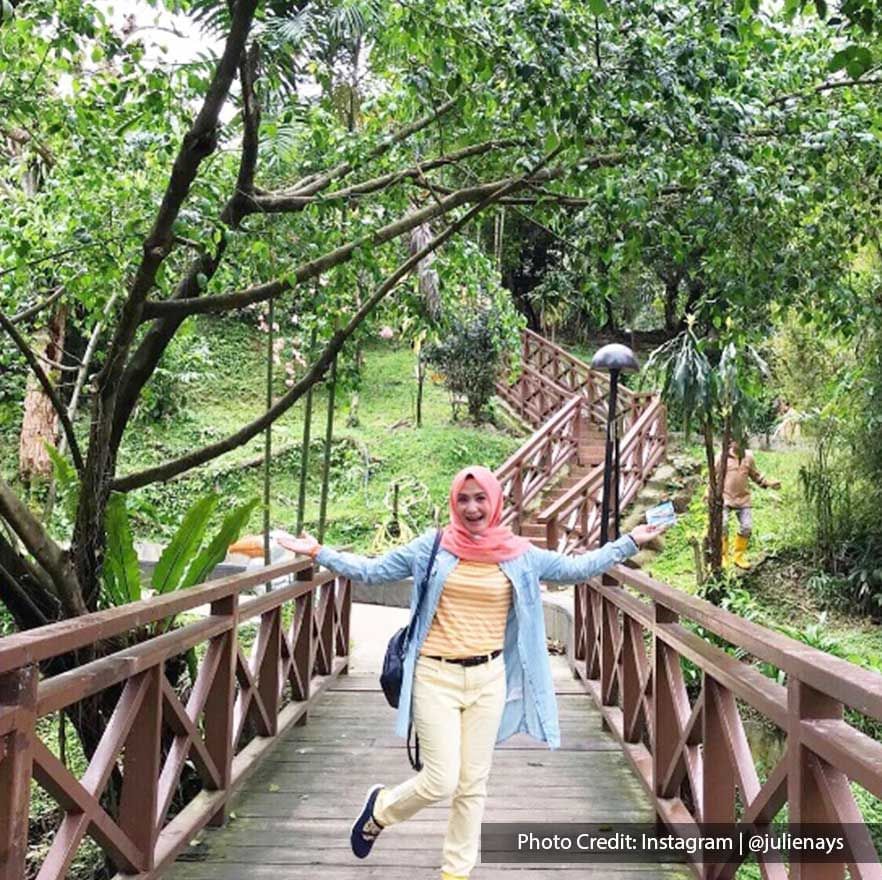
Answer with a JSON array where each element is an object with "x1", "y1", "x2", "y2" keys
[{"x1": 455, "y1": 476, "x2": 494, "y2": 536}]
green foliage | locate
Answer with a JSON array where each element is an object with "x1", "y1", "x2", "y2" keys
[
  {"x1": 183, "y1": 496, "x2": 260, "y2": 588},
  {"x1": 425, "y1": 304, "x2": 513, "y2": 422},
  {"x1": 136, "y1": 323, "x2": 214, "y2": 423},
  {"x1": 45, "y1": 443, "x2": 79, "y2": 522},
  {"x1": 369, "y1": 476, "x2": 439, "y2": 552},
  {"x1": 102, "y1": 493, "x2": 141, "y2": 607},
  {"x1": 152, "y1": 494, "x2": 219, "y2": 593}
]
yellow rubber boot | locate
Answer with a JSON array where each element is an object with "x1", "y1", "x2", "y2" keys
[
  {"x1": 721, "y1": 535, "x2": 730, "y2": 566},
  {"x1": 733, "y1": 534, "x2": 750, "y2": 570}
]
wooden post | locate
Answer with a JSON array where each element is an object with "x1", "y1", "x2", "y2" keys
[
  {"x1": 702, "y1": 676, "x2": 734, "y2": 826},
  {"x1": 204, "y1": 595, "x2": 237, "y2": 826},
  {"x1": 256, "y1": 608, "x2": 282, "y2": 737},
  {"x1": 573, "y1": 583, "x2": 586, "y2": 664},
  {"x1": 511, "y1": 468, "x2": 524, "y2": 530},
  {"x1": 787, "y1": 679, "x2": 844, "y2": 880},
  {"x1": 620, "y1": 617, "x2": 643, "y2": 743},
  {"x1": 119, "y1": 666, "x2": 162, "y2": 868},
  {"x1": 652, "y1": 604, "x2": 679, "y2": 797},
  {"x1": 316, "y1": 581, "x2": 334, "y2": 676},
  {"x1": 292, "y1": 568, "x2": 314, "y2": 725},
  {"x1": 600, "y1": 592, "x2": 619, "y2": 708},
  {"x1": 0, "y1": 666, "x2": 37, "y2": 880},
  {"x1": 335, "y1": 576, "x2": 352, "y2": 675}
]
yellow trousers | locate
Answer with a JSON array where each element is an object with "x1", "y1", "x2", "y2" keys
[{"x1": 373, "y1": 653, "x2": 507, "y2": 877}]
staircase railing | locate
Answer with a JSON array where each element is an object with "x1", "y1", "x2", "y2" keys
[
  {"x1": 496, "y1": 330, "x2": 667, "y2": 545},
  {"x1": 494, "y1": 395, "x2": 583, "y2": 529},
  {"x1": 495, "y1": 363, "x2": 575, "y2": 428},
  {"x1": 538, "y1": 395, "x2": 668, "y2": 552}
]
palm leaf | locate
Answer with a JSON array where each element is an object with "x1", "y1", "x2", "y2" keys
[
  {"x1": 181, "y1": 497, "x2": 260, "y2": 590},
  {"x1": 103, "y1": 493, "x2": 141, "y2": 606},
  {"x1": 152, "y1": 494, "x2": 219, "y2": 594}
]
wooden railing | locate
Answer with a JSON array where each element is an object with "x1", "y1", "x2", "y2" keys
[
  {"x1": 495, "y1": 395, "x2": 584, "y2": 530},
  {"x1": 0, "y1": 559, "x2": 351, "y2": 880},
  {"x1": 495, "y1": 363, "x2": 575, "y2": 428},
  {"x1": 538, "y1": 395, "x2": 668, "y2": 552},
  {"x1": 572, "y1": 563, "x2": 882, "y2": 878},
  {"x1": 521, "y1": 328, "x2": 648, "y2": 427}
]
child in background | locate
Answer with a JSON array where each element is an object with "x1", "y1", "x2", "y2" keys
[{"x1": 717, "y1": 441, "x2": 781, "y2": 569}]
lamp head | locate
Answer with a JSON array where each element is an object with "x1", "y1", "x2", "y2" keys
[{"x1": 591, "y1": 343, "x2": 639, "y2": 372}]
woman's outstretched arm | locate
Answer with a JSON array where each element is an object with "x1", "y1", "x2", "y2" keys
[
  {"x1": 530, "y1": 524, "x2": 662, "y2": 585},
  {"x1": 277, "y1": 530, "x2": 433, "y2": 585}
]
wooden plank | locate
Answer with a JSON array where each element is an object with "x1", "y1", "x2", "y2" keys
[
  {"x1": 166, "y1": 866, "x2": 691, "y2": 879},
  {"x1": 159, "y1": 653, "x2": 688, "y2": 880}
]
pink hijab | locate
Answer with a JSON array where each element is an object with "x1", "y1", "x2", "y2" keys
[{"x1": 440, "y1": 465, "x2": 533, "y2": 563}]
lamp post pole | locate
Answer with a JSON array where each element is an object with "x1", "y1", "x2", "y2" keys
[{"x1": 591, "y1": 343, "x2": 639, "y2": 546}]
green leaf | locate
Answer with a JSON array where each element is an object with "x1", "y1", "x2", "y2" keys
[
  {"x1": 152, "y1": 494, "x2": 219, "y2": 594},
  {"x1": 103, "y1": 493, "x2": 141, "y2": 606},
  {"x1": 588, "y1": 0, "x2": 608, "y2": 14},
  {"x1": 44, "y1": 443, "x2": 79, "y2": 521},
  {"x1": 829, "y1": 47, "x2": 852, "y2": 72},
  {"x1": 181, "y1": 498, "x2": 260, "y2": 591}
]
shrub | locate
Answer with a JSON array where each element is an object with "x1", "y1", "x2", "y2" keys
[{"x1": 425, "y1": 305, "x2": 509, "y2": 423}]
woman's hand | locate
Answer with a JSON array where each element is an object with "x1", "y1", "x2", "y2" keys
[
  {"x1": 629, "y1": 523, "x2": 668, "y2": 546},
  {"x1": 277, "y1": 531, "x2": 321, "y2": 558}
]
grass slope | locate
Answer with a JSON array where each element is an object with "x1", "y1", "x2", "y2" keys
[{"x1": 121, "y1": 317, "x2": 524, "y2": 550}]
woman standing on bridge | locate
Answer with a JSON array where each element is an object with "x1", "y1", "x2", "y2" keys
[{"x1": 279, "y1": 465, "x2": 661, "y2": 880}]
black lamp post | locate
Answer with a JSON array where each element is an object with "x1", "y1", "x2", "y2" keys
[{"x1": 591, "y1": 343, "x2": 639, "y2": 544}]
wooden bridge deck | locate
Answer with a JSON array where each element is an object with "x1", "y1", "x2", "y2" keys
[{"x1": 164, "y1": 669, "x2": 691, "y2": 880}]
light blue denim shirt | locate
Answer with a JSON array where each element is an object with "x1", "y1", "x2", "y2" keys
[{"x1": 316, "y1": 531, "x2": 638, "y2": 749}]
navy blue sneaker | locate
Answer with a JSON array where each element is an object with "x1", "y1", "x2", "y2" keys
[{"x1": 350, "y1": 784, "x2": 385, "y2": 858}]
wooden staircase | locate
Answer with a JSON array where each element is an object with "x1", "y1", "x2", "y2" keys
[
  {"x1": 516, "y1": 424, "x2": 606, "y2": 549},
  {"x1": 494, "y1": 330, "x2": 667, "y2": 553}
]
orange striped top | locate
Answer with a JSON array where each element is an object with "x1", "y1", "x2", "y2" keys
[{"x1": 420, "y1": 561, "x2": 513, "y2": 658}]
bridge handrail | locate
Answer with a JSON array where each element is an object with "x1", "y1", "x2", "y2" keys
[
  {"x1": 574, "y1": 561, "x2": 882, "y2": 874},
  {"x1": 0, "y1": 557, "x2": 314, "y2": 675},
  {"x1": 613, "y1": 563, "x2": 882, "y2": 722},
  {"x1": 0, "y1": 559, "x2": 352, "y2": 879}
]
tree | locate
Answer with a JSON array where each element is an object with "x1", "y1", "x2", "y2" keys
[{"x1": 647, "y1": 319, "x2": 768, "y2": 576}]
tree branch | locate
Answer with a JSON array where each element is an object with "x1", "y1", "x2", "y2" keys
[
  {"x1": 73, "y1": 0, "x2": 260, "y2": 586},
  {"x1": 0, "y1": 477, "x2": 84, "y2": 616},
  {"x1": 140, "y1": 171, "x2": 569, "y2": 321},
  {"x1": 283, "y1": 96, "x2": 458, "y2": 197},
  {"x1": 112, "y1": 147, "x2": 561, "y2": 492},
  {"x1": 9, "y1": 287, "x2": 66, "y2": 322},
  {"x1": 110, "y1": 96, "x2": 466, "y2": 452},
  {"x1": 109, "y1": 41, "x2": 265, "y2": 452},
  {"x1": 0, "y1": 308, "x2": 84, "y2": 472},
  {"x1": 769, "y1": 74, "x2": 882, "y2": 107},
  {"x1": 254, "y1": 138, "x2": 521, "y2": 212},
  {"x1": 221, "y1": 41, "x2": 261, "y2": 227}
]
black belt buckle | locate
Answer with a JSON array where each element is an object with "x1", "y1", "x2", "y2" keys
[{"x1": 460, "y1": 650, "x2": 501, "y2": 667}]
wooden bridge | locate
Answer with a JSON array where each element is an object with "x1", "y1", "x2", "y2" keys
[{"x1": 1, "y1": 330, "x2": 881, "y2": 880}]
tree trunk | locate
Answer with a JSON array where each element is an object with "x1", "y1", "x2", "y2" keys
[
  {"x1": 704, "y1": 416, "x2": 731, "y2": 577},
  {"x1": 19, "y1": 305, "x2": 67, "y2": 482},
  {"x1": 663, "y1": 275, "x2": 680, "y2": 333}
]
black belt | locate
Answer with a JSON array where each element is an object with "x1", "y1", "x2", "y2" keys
[{"x1": 424, "y1": 649, "x2": 502, "y2": 667}]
